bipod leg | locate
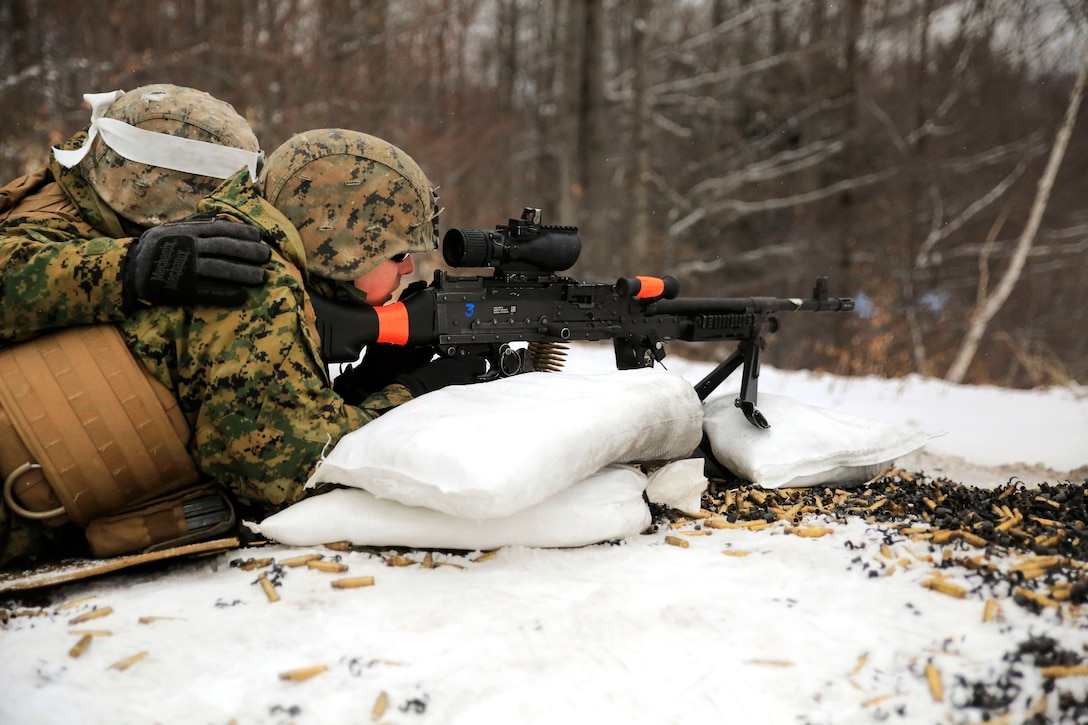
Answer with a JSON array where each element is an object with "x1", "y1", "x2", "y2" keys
[
  {"x1": 734, "y1": 338, "x2": 770, "y2": 429},
  {"x1": 693, "y1": 348, "x2": 745, "y2": 401}
]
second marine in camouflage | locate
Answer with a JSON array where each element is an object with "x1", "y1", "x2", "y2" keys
[{"x1": 0, "y1": 84, "x2": 268, "y2": 344}]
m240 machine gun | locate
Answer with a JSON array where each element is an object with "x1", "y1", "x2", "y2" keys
[{"x1": 311, "y1": 207, "x2": 854, "y2": 428}]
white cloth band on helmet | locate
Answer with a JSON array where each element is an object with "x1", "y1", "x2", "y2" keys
[{"x1": 52, "y1": 91, "x2": 261, "y2": 181}]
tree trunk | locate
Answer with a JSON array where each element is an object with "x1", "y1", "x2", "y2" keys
[
  {"x1": 629, "y1": 0, "x2": 653, "y2": 269},
  {"x1": 556, "y1": 0, "x2": 580, "y2": 228},
  {"x1": 577, "y1": 0, "x2": 608, "y2": 271},
  {"x1": 834, "y1": 0, "x2": 865, "y2": 373}
]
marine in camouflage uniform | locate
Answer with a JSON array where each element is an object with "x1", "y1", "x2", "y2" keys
[
  {"x1": 0, "y1": 84, "x2": 263, "y2": 344},
  {"x1": 117, "y1": 164, "x2": 417, "y2": 510},
  {"x1": 0, "y1": 85, "x2": 265, "y2": 564}
]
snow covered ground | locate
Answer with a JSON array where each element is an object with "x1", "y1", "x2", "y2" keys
[{"x1": 1, "y1": 342, "x2": 1085, "y2": 725}]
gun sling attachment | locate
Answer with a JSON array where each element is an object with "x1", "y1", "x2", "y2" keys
[{"x1": 0, "y1": 324, "x2": 233, "y2": 556}]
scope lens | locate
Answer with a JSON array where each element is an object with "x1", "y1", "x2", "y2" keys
[{"x1": 442, "y1": 228, "x2": 493, "y2": 268}]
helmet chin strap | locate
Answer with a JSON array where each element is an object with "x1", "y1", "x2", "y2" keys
[
  {"x1": 53, "y1": 91, "x2": 262, "y2": 181},
  {"x1": 336, "y1": 281, "x2": 371, "y2": 306},
  {"x1": 309, "y1": 275, "x2": 370, "y2": 306}
]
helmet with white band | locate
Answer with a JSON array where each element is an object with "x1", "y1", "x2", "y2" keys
[{"x1": 53, "y1": 84, "x2": 262, "y2": 227}]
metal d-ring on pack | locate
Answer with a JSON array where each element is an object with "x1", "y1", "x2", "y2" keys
[{"x1": 3, "y1": 462, "x2": 64, "y2": 520}]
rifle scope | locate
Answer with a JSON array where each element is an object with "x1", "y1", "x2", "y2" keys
[{"x1": 442, "y1": 218, "x2": 582, "y2": 273}]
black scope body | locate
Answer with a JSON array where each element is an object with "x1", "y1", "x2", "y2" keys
[{"x1": 442, "y1": 220, "x2": 582, "y2": 273}]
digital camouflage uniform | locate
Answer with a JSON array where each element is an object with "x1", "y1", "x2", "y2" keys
[{"x1": 0, "y1": 131, "x2": 141, "y2": 344}]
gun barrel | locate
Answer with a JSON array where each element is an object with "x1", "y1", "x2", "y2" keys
[{"x1": 647, "y1": 295, "x2": 853, "y2": 316}]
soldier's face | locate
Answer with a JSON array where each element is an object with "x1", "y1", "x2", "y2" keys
[{"x1": 352, "y1": 254, "x2": 414, "y2": 305}]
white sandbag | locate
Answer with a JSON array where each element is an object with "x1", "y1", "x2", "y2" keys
[
  {"x1": 260, "y1": 465, "x2": 651, "y2": 550},
  {"x1": 703, "y1": 393, "x2": 937, "y2": 489},
  {"x1": 307, "y1": 369, "x2": 703, "y2": 519},
  {"x1": 645, "y1": 458, "x2": 707, "y2": 515}
]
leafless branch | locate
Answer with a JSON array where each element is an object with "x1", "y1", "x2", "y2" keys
[
  {"x1": 691, "y1": 140, "x2": 844, "y2": 197},
  {"x1": 915, "y1": 157, "x2": 1031, "y2": 268},
  {"x1": 671, "y1": 241, "x2": 806, "y2": 277},
  {"x1": 667, "y1": 168, "x2": 898, "y2": 239}
]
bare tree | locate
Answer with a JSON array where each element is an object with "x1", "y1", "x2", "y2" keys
[
  {"x1": 946, "y1": 38, "x2": 1088, "y2": 383},
  {"x1": 628, "y1": 0, "x2": 655, "y2": 268}
]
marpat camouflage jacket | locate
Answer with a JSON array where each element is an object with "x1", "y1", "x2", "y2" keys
[{"x1": 0, "y1": 130, "x2": 141, "y2": 344}]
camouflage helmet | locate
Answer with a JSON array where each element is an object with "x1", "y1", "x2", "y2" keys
[
  {"x1": 259, "y1": 128, "x2": 437, "y2": 281},
  {"x1": 81, "y1": 84, "x2": 260, "y2": 227}
]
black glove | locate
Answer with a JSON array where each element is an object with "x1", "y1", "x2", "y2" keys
[
  {"x1": 392, "y1": 356, "x2": 488, "y2": 398},
  {"x1": 123, "y1": 213, "x2": 270, "y2": 308},
  {"x1": 333, "y1": 343, "x2": 437, "y2": 405}
]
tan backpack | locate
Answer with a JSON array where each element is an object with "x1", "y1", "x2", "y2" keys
[{"x1": 0, "y1": 324, "x2": 234, "y2": 557}]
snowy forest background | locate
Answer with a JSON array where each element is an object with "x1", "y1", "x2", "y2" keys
[{"x1": 1, "y1": 0, "x2": 1086, "y2": 389}]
